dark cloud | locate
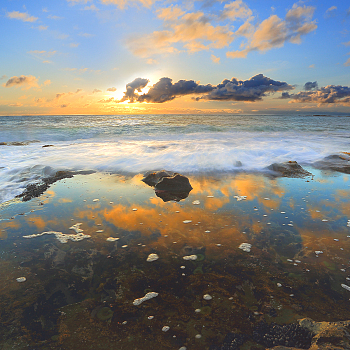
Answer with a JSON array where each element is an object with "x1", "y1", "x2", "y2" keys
[
  {"x1": 137, "y1": 77, "x2": 214, "y2": 103},
  {"x1": 279, "y1": 92, "x2": 293, "y2": 99},
  {"x1": 304, "y1": 81, "x2": 318, "y2": 90},
  {"x1": 200, "y1": 74, "x2": 294, "y2": 102},
  {"x1": 283, "y1": 85, "x2": 350, "y2": 104},
  {"x1": 119, "y1": 78, "x2": 149, "y2": 102},
  {"x1": 118, "y1": 74, "x2": 293, "y2": 103},
  {"x1": 3, "y1": 75, "x2": 39, "y2": 89}
]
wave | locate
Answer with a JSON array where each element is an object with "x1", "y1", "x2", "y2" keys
[{"x1": 1, "y1": 130, "x2": 349, "y2": 203}]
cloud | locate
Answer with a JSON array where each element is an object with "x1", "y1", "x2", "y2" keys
[
  {"x1": 28, "y1": 50, "x2": 57, "y2": 57},
  {"x1": 99, "y1": 97, "x2": 115, "y2": 103},
  {"x1": 284, "y1": 84, "x2": 350, "y2": 104},
  {"x1": 48, "y1": 14, "x2": 63, "y2": 20},
  {"x1": 0, "y1": 75, "x2": 7, "y2": 81},
  {"x1": 304, "y1": 81, "x2": 318, "y2": 90},
  {"x1": 99, "y1": 0, "x2": 155, "y2": 9},
  {"x1": 79, "y1": 32, "x2": 95, "y2": 37},
  {"x1": 127, "y1": 6, "x2": 234, "y2": 57},
  {"x1": 37, "y1": 25, "x2": 48, "y2": 31},
  {"x1": 200, "y1": 74, "x2": 294, "y2": 102},
  {"x1": 344, "y1": 57, "x2": 350, "y2": 67},
  {"x1": 92, "y1": 89, "x2": 102, "y2": 93},
  {"x1": 309, "y1": 64, "x2": 315, "y2": 68},
  {"x1": 107, "y1": 87, "x2": 117, "y2": 92},
  {"x1": 70, "y1": 43, "x2": 80, "y2": 47},
  {"x1": 211, "y1": 54, "x2": 220, "y2": 63},
  {"x1": 8, "y1": 103, "x2": 23, "y2": 107},
  {"x1": 83, "y1": 5, "x2": 99, "y2": 11},
  {"x1": 227, "y1": 4, "x2": 317, "y2": 58},
  {"x1": 219, "y1": 0, "x2": 253, "y2": 21},
  {"x1": 7, "y1": 11, "x2": 38, "y2": 22},
  {"x1": 43, "y1": 80, "x2": 51, "y2": 86},
  {"x1": 118, "y1": 74, "x2": 292, "y2": 103},
  {"x1": 3, "y1": 75, "x2": 39, "y2": 89},
  {"x1": 325, "y1": 6, "x2": 337, "y2": 18},
  {"x1": 119, "y1": 77, "x2": 149, "y2": 102},
  {"x1": 343, "y1": 41, "x2": 350, "y2": 46}
]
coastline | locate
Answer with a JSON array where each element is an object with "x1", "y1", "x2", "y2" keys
[{"x1": 1, "y1": 169, "x2": 350, "y2": 349}]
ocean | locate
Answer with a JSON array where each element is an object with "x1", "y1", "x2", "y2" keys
[
  {"x1": 1, "y1": 114, "x2": 350, "y2": 349},
  {"x1": 1, "y1": 114, "x2": 349, "y2": 203}
]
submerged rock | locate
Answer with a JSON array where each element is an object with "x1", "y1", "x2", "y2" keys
[{"x1": 267, "y1": 161, "x2": 312, "y2": 178}]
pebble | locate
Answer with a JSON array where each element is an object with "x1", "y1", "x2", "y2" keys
[
  {"x1": 93, "y1": 199, "x2": 99, "y2": 202},
  {"x1": 195, "y1": 334, "x2": 202, "y2": 339},
  {"x1": 106, "y1": 237, "x2": 119, "y2": 242},
  {"x1": 203, "y1": 294, "x2": 212, "y2": 300},
  {"x1": 180, "y1": 266, "x2": 185, "y2": 269},
  {"x1": 216, "y1": 244, "x2": 222, "y2": 246},
  {"x1": 205, "y1": 230, "x2": 211, "y2": 233},
  {"x1": 96, "y1": 230, "x2": 104, "y2": 233},
  {"x1": 322, "y1": 219, "x2": 328, "y2": 222},
  {"x1": 315, "y1": 250, "x2": 323, "y2": 255},
  {"x1": 122, "y1": 321, "x2": 127, "y2": 325},
  {"x1": 334, "y1": 239, "x2": 339, "y2": 241},
  {"x1": 192, "y1": 200, "x2": 200, "y2": 205},
  {"x1": 16, "y1": 277, "x2": 26, "y2": 282},
  {"x1": 133, "y1": 292, "x2": 159, "y2": 306},
  {"x1": 132, "y1": 208, "x2": 138, "y2": 211},
  {"x1": 238, "y1": 243, "x2": 252, "y2": 252},
  {"x1": 183, "y1": 255, "x2": 197, "y2": 261},
  {"x1": 179, "y1": 347, "x2": 187, "y2": 350},
  {"x1": 122, "y1": 245, "x2": 128, "y2": 248},
  {"x1": 341, "y1": 284, "x2": 350, "y2": 292},
  {"x1": 195, "y1": 309, "x2": 201, "y2": 313},
  {"x1": 148, "y1": 316, "x2": 154, "y2": 320},
  {"x1": 162, "y1": 326, "x2": 170, "y2": 332},
  {"x1": 183, "y1": 220, "x2": 192, "y2": 224},
  {"x1": 147, "y1": 253, "x2": 159, "y2": 262},
  {"x1": 277, "y1": 283, "x2": 282, "y2": 287}
]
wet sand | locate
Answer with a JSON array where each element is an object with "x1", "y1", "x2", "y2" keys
[{"x1": 1, "y1": 170, "x2": 350, "y2": 349}]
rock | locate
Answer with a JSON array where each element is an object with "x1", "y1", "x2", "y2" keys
[
  {"x1": 142, "y1": 170, "x2": 173, "y2": 186},
  {"x1": 313, "y1": 153, "x2": 350, "y2": 174},
  {"x1": 155, "y1": 174, "x2": 193, "y2": 192},
  {"x1": 267, "y1": 161, "x2": 312, "y2": 178},
  {"x1": 16, "y1": 170, "x2": 93, "y2": 201},
  {"x1": 298, "y1": 318, "x2": 350, "y2": 350},
  {"x1": 142, "y1": 171, "x2": 193, "y2": 202}
]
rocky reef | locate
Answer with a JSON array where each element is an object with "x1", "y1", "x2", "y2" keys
[
  {"x1": 16, "y1": 170, "x2": 93, "y2": 201},
  {"x1": 313, "y1": 153, "x2": 350, "y2": 174}
]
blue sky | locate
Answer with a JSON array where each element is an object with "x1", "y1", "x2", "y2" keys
[{"x1": 1, "y1": 0, "x2": 350, "y2": 115}]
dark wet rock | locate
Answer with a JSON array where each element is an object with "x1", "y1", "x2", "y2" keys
[
  {"x1": 0, "y1": 142, "x2": 6, "y2": 145},
  {"x1": 313, "y1": 153, "x2": 350, "y2": 174},
  {"x1": 142, "y1": 171, "x2": 193, "y2": 202},
  {"x1": 252, "y1": 321, "x2": 313, "y2": 349},
  {"x1": 267, "y1": 161, "x2": 312, "y2": 178},
  {"x1": 142, "y1": 170, "x2": 173, "y2": 186},
  {"x1": 16, "y1": 170, "x2": 94, "y2": 201},
  {"x1": 42, "y1": 144, "x2": 54, "y2": 148},
  {"x1": 155, "y1": 174, "x2": 193, "y2": 192}
]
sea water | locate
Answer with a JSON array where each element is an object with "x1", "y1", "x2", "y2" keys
[
  {"x1": 1, "y1": 114, "x2": 350, "y2": 349},
  {"x1": 1, "y1": 114, "x2": 349, "y2": 203}
]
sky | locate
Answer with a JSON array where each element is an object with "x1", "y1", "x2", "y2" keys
[{"x1": 1, "y1": 0, "x2": 350, "y2": 115}]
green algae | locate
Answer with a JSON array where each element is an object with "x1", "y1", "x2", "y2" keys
[{"x1": 96, "y1": 307, "x2": 113, "y2": 321}]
